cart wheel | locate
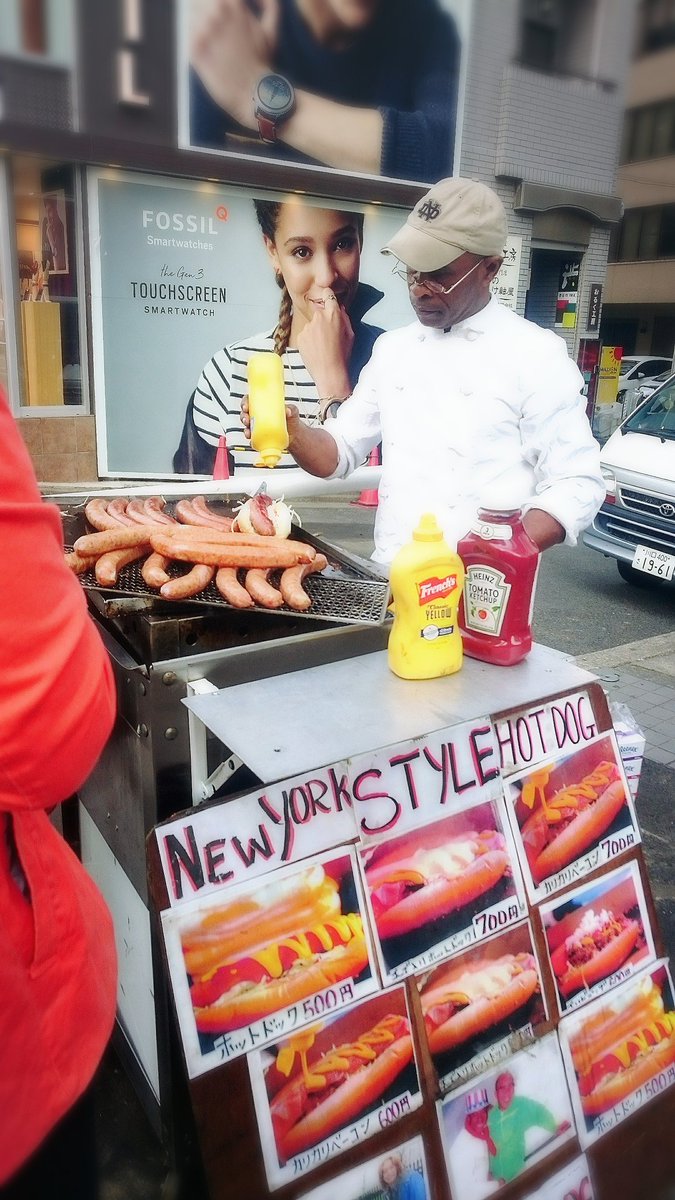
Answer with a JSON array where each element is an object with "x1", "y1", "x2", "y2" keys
[{"x1": 617, "y1": 560, "x2": 663, "y2": 588}]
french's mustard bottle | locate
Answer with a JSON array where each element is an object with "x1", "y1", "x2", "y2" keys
[
  {"x1": 388, "y1": 513, "x2": 465, "y2": 679},
  {"x1": 247, "y1": 352, "x2": 289, "y2": 468}
]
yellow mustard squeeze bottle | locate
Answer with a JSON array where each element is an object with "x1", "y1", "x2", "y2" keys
[
  {"x1": 388, "y1": 513, "x2": 465, "y2": 679},
  {"x1": 247, "y1": 351, "x2": 289, "y2": 468}
]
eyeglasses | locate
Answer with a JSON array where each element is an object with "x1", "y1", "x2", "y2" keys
[{"x1": 391, "y1": 258, "x2": 483, "y2": 296}]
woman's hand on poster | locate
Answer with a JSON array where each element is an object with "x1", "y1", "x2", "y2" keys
[
  {"x1": 190, "y1": 0, "x2": 279, "y2": 131},
  {"x1": 297, "y1": 288, "x2": 354, "y2": 399}
]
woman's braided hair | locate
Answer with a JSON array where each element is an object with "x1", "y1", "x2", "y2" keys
[{"x1": 253, "y1": 199, "x2": 364, "y2": 356}]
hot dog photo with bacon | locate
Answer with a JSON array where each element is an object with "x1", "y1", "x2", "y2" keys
[
  {"x1": 559, "y1": 960, "x2": 675, "y2": 1145},
  {"x1": 540, "y1": 860, "x2": 655, "y2": 1015},
  {"x1": 503, "y1": 732, "x2": 638, "y2": 904},
  {"x1": 417, "y1": 922, "x2": 547, "y2": 1091},
  {"x1": 357, "y1": 801, "x2": 525, "y2": 984},
  {"x1": 160, "y1": 849, "x2": 378, "y2": 1078},
  {"x1": 248, "y1": 987, "x2": 421, "y2": 1188}
]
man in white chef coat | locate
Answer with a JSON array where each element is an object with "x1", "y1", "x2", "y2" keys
[{"x1": 242, "y1": 176, "x2": 604, "y2": 568}]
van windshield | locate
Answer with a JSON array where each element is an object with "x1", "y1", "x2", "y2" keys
[{"x1": 624, "y1": 377, "x2": 675, "y2": 440}]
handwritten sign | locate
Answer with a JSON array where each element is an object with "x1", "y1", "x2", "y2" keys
[
  {"x1": 494, "y1": 691, "x2": 598, "y2": 774},
  {"x1": 156, "y1": 761, "x2": 357, "y2": 906},
  {"x1": 350, "y1": 717, "x2": 501, "y2": 841}
]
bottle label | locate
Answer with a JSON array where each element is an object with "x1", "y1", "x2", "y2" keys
[
  {"x1": 463, "y1": 565, "x2": 511, "y2": 637},
  {"x1": 469, "y1": 520, "x2": 513, "y2": 541},
  {"x1": 417, "y1": 573, "x2": 458, "y2": 605},
  {"x1": 421, "y1": 623, "x2": 455, "y2": 640}
]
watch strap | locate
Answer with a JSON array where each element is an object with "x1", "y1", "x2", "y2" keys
[{"x1": 257, "y1": 114, "x2": 278, "y2": 143}]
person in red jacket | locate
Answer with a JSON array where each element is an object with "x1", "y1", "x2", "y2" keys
[{"x1": 0, "y1": 389, "x2": 117, "y2": 1196}]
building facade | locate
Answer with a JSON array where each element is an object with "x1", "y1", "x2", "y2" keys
[
  {"x1": 602, "y1": 0, "x2": 675, "y2": 360},
  {"x1": 0, "y1": 0, "x2": 636, "y2": 482}
]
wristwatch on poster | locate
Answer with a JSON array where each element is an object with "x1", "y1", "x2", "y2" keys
[{"x1": 253, "y1": 74, "x2": 295, "y2": 143}]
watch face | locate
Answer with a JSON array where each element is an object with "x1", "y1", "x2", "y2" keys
[{"x1": 257, "y1": 74, "x2": 293, "y2": 113}]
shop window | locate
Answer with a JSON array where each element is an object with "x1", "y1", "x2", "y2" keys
[
  {"x1": 13, "y1": 157, "x2": 86, "y2": 409},
  {"x1": 621, "y1": 100, "x2": 675, "y2": 162},
  {"x1": 639, "y1": 0, "x2": 675, "y2": 51},
  {"x1": 611, "y1": 204, "x2": 675, "y2": 261},
  {"x1": 520, "y1": 0, "x2": 563, "y2": 71}
]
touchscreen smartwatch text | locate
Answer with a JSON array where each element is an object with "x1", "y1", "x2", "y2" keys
[{"x1": 253, "y1": 74, "x2": 296, "y2": 143}]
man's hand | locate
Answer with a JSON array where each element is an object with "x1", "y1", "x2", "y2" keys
[
  {"x1": 522, "y1": 508, "x2": 565, "y2": 551},
  {"x1": 241, "y1": 395, "x2": 300, "y2": 442},
  {"x1": 190, "y1": 0, "x2": 279, "y2": 130},
  {"x1": 297, "y1": 288, "x2": 354, "y2": 399}
]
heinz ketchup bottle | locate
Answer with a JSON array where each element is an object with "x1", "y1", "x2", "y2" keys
[
  {"x1": 388, "y1": 513, "x2": 465, "y2": 680},
  {"x1": 457, "y1": 501, "x2": 540, "y2": 666}
]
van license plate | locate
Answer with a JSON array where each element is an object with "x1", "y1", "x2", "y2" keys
[{"x1": 631, "y1": 544, "x2": 675, "y2": 580}]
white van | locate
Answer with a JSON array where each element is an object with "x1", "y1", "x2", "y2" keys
[{"x1": 583, "y1": 372, "x2": 675, "y2": 586}]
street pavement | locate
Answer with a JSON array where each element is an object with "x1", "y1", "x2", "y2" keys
[{"x1": 91, "y1": 496, "x2": 674, "y2": 1199}]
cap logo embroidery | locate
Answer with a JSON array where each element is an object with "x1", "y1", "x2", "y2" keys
[{"x1": 417, "y1": 199, "x2": 441, "y2": 222}]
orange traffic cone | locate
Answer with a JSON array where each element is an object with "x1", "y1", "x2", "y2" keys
[
  {"x1": 352, "y1": 444, "x2": 380, "y2": 507},
  {"x1": 213, "y1": 435, "x2": 230, "y2": 480}
]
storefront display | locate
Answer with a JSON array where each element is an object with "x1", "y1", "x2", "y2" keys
[{"x1": 139, "y1": 623, "x2": 674, "y2": 1200}]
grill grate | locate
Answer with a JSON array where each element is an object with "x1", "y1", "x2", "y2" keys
[{"x1": 70, "y1": 548, "x2": 390, "y2": 626}]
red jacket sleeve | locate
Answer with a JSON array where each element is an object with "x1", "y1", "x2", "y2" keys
[{"x1": 0, "y1": 392, "x2": 116, "y2": 811}]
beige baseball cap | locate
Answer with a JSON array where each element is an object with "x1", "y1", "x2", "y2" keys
[{"x1": 383, "y1": 177, "x2": 507, "y2": 272}]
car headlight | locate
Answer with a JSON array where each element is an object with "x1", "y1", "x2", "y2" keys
[{"x1": 601, "y1": 466, "x2": 617, "y2": 504}]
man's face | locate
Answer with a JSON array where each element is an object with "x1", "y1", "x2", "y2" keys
[
  {"x1": 406, "y1": 252, "x2": 500, "y2": 330},
  {"x1": 495, "y1": 1073, "x2": 515, "y2": 1110}
]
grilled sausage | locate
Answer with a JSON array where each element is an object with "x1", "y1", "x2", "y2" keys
[
  {"x1": 141, "y1": 551, "x2": 172, "y2": 588},
  {"x1": 84, "y1": 499, "x2": 119, "y2": 531},
  {"x1": 279, "y1": 554, "x2": 328, "y2": 611},
  {"x1": 244, "y1": 569, "x2": 284, "y2": 609},
  {"x1": 107, "y1": 498, "x2": 136, "y2": 525},
  {"x1": 149, "y1": 533, "x2": 306, "y2": 570},
  {"x1": 95, "y1": 545, "x2": 149, "y2": 587},
  {"x1": 74, "y1": 526, "x2": 158, "y2": 555},
  {"x1": 160, "y1": 564, "x2": 215, "y2": 600},
  {"x1": 215, "y1": 568, "x2": 254, "y2": 608}
]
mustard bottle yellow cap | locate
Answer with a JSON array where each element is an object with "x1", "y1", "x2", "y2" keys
[
  {"x1": 256, "y1": 449, "x2": 282, "y2": 468},
  {"x1": 413, "y1": 513, "x2": 443, "y2": 542}
]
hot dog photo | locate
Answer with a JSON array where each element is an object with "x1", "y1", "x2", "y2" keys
[
  {"x1": 503, "y1": 732, "x2": 638, "y2": 903},
  {"x1": 559, "y1": 960, "x2": 675, "y2": 1146},
  {"x1": 540, "y1": 861, "x2": 655, "y2": 1015},
  {"x1": 357, "y1": 802, "x2": 526, "y2": 983},
  {"x1": 248, "y1": 987, "x2": 421, "y2": 1188},
  {"x1": 161, "y1": 848, "x2": 378, "y2": 1077},
  {"x1": 418, "y1": 922, "x2": 547, "y2": 1091},
  {"x1": 438, "y1": 1033, "x2": 575, "y2": 1200}
]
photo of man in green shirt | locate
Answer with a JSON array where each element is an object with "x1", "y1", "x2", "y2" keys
[{"x1": 488, "y1": 1071, "x2": 571, "y2": 1185}]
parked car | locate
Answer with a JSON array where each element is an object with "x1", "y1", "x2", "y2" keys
[
  {"x1": 630, "y1": 369, "x2": 673, "y2": 413},
  {"x1": 616, "y1": 355, "x2": 672, "y2": 416},
  {"x1": 583, "y1": 372, "x2": 675, "y2": 586}
]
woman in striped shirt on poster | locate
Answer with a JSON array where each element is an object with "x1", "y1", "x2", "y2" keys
[{"x1": 173, "y1": 197, "x2": 383, "y2": 475}]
